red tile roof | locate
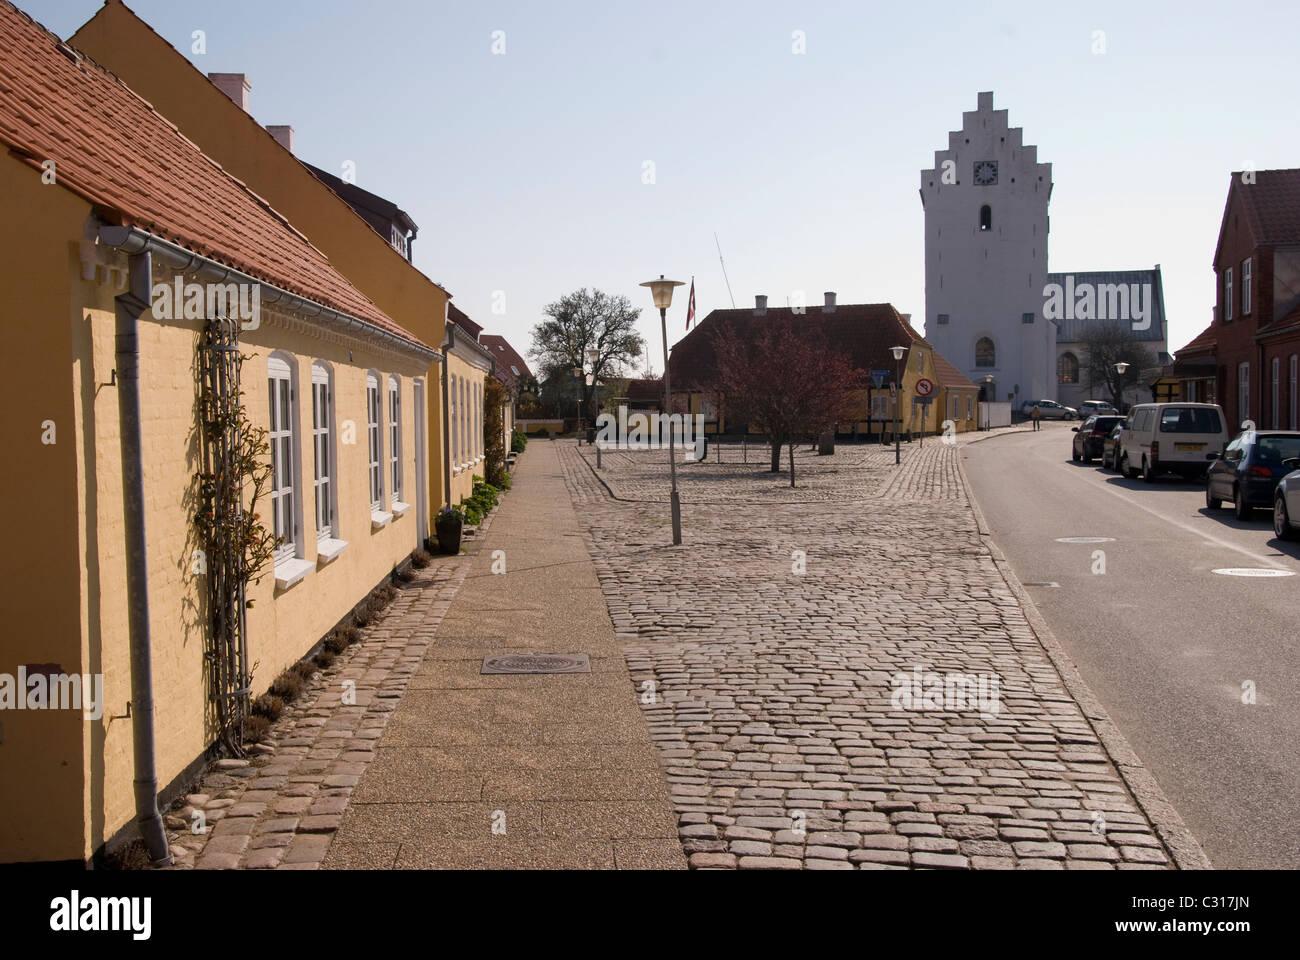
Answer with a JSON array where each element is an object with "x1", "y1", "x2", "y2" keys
[
  {"x1": 1175, "y1": 322, "x2": 1217, "y2": 357},
  {"x1": 447, "y1": 304, "x2": 482, "y2": 339},
  {"x1": 479, "y1": 334, "x2": 532, "y2": 390},
  {"x1": 0, "y1": 0, "x2": 431, "y2": 353},
  {"x1": 669, "y1": 302, "x2": 975, "y2": 392}
]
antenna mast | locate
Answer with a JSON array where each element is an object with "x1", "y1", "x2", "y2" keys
[{"x1": 714, "y1": 232, "x2": 736, "y2": 308}]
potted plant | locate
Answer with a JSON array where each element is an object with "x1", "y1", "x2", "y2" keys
[{"x1": 435, "y1": 505, "x2": 463, "y2": 555}]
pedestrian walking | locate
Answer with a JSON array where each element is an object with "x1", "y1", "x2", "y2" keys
[{"x1": 1031, "y1": 404, "x2": 1041, "y2": 431}]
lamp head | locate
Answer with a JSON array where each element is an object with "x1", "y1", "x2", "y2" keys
[
  {"x1": 640, "y1": 275, "x2": 684, "y2": 310},
  {"x1": 1115, "y1": 361, "x2": 1130, "y2": 375},
  {"x1": 889, "y1": 345, "x2": 907, "y2": 361}
]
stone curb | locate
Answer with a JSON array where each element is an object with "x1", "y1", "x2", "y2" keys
[{"x1": 954, "y1": 441, "x2": 1214, "y2": 870}]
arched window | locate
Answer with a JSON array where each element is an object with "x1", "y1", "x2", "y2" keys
[
  {"x1": 1057, "y1": 352, "x2": 1079, "y2": 384},
  {"x1": 975, "y1": 337, "x2": 996, "y2": 368},
  {"x1": 979, "y1": 205, "x2": 992, "y2": 232}
]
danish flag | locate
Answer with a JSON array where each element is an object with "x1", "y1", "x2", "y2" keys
[{"x1": 684, "y1": 277, "x2": 696, "y2": 330}]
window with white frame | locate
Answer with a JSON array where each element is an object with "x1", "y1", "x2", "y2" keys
[
  {"x1": 1238, "y1": 361, "x2": 1250, "y2": 424},
  {"x1": 967, "y1": 396, "x2": 973, "y2": 421},
  {"x1": 1272, "y1": 357, "x2": 1281, "y2": 428},
  {"x1": 460, "y1": 378, "x2": 468, "y2": 464},
  {"x1": 367, "y1": 372, "x2": 383, "y2": 509},
  {"x1": 311, "y1": 362, "x2": 334, "y2": 538},
  {"x1": 450, "y1": 374, "x2": 459, "y2": 471},
  {"x1": 1291, "y1": 355, "x2": 1298, "y2": 430},
  {"x1": 268, "y1": 355, "x2": 297, "y2": 562},
  {"x1": 1242, "y1": 258, "x2": 1252, "y2": 315},
  {"x1": 476, "y1": 381, "x2": 483, "y2": 457},
  {"x1": 389, "y1": 375, "x2": 402, "y2": 500},
  {"x1": 1224, "y1": 268, "x2": 1234, "y2": 322}
]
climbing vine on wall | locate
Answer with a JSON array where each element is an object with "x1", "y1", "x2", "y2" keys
[{"x1": 195, "y1": 316, "x2": 277, "y2": 756}]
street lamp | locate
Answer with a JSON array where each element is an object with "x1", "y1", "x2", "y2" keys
[
  {"x1": 983, "y1": 374, "x2": 994, "y2": 431},
  {"x1": 1114, "y1": 361, "x2": 1130, "y2": 414},
  {"x1": 890, "y1": 345, "x2": 906, "y2": 465},
  {"x1": 640, "y1": 275, "x2": 685, "y2": 545}
]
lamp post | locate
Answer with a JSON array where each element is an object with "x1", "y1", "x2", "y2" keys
[
  {"x1": 640, "y1": 275, "x2": 685, "y2": 545},
  {"x1": 890, "y1": 345, "x2": 906, "y2": 465},
  {"x1": 1114, "y1": 361, "x2": 1130, "y2": 414},
  {"x1": 983, "y1": 374, "x2": 994, "y2": 430}
]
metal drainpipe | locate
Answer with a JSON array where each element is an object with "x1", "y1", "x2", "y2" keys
[{"x1": 114, "y1": 250, "x2": 173, "y2": 867}]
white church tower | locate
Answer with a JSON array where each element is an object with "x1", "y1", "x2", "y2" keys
[{"x1": 921, "y1": 92, "x2": 1055, "y2": 407}]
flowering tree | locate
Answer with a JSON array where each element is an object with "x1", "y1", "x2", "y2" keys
[{"x1": 711, "y1": 315, "x2": 866, "y2": 486}]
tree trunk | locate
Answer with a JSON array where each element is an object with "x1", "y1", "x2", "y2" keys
[
  {"x1": 788, "y1": 441, "x2": 796, "y2": 487},
  {"x1": 769, "y1": 437, "x2": 782, "y2": 472}
]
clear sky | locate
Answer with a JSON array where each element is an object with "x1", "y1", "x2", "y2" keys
[{"x1": 27, "y1": 0, "x2": 1300, "y2": 371}]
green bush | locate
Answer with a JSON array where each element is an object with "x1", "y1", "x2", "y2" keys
[{"x1": 511, "y1": 430, "x2": 527, "y2": 453}]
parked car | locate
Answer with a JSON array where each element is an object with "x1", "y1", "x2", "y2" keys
[
  {"x1": 1102, "y1": 421, "x2": 1126, "y2": 470},
  {"x1": 1072, "y1": 415, "x2": 1125, "y2": 463},
  {"x1": 1206, "y1": 430, "x2": 1300, "y2": 519},
  {"x1": 1021, "y1": 399, "x2": 1078, "y2": 420},
  {"x1": 1273, "y1": 459, "x2": 1300, "y2": 540},
  {"x1": 1117, "y1": 402, "x2": 1228, "y2": 482},
  {"x1": 1079, "y1": 400, "x2": 1119, "y2": 417}
]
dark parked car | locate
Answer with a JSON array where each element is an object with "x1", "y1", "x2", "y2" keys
[
  {"x1": 1102, "y1": 421, "x2": 1126, "y2": 470},
  {"x1": 1206, "y1": 430, "x2": 1300, "y2": 519},
  {"x1": 1072, "y1": 415, "x2": 1124, "y2": 463}
]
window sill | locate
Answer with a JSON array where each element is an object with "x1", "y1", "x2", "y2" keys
[
  {"x1": 371, "y1": 510, "x2": 393, "y2": 531},
  {"x1": 274, "y1": 557, "x2": 314, "y2": 591},
  {"x1": 317, "y1": 538, "x2": 349, "y2": 564},
  {"x1": 391, "y1": 501, "x2": 410, "y2": 518}
]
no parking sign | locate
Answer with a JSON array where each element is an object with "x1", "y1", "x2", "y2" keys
[{"x1": 915, "y1": 378, "x2": 934, "y2": 397}]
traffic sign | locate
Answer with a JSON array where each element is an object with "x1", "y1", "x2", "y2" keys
[
  {"x1": 913, "y1": 395, "x2": 934, "y2": 406},
  {"x1": 915, "y1": 378, "x2": 934, "y2": 397},
  {"x1": 870, "y1": 372, "x2": 887, "y2": 389}
]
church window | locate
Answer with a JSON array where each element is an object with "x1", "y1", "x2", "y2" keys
[
  {"x1": 975, "y1": 337, "x2": 995, "y2": 368},
  {"x1": 1022, "y1": 312, "x2": 1035, "y2": 324},
  {"x1": 937, "y1": 313, "x2": 949, "y2": 325},
  {"x1": 1058, "y1": 352, "x2": 1079, "y2": 384},
  {"x1": 979, "y1": 205, "x2": 992, "y2": 231}
]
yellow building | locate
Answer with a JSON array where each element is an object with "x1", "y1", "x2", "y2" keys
[
  {"x1": 69, "y1": 0, "x2": 450, "y2": 534},
  {"x1": 442, "y1": 306, "x2": 494, "y2": 507},
  {"x1": 0, "y1": 2, "x2": 437, "y2": 863}
]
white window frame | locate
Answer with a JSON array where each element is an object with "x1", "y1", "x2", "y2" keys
[
  {"x1": 1238, "y1": 361, "x2": 1250, "y2": 425},
  {"x1": 1272, "y1": 357, "x2": 1281, "y2": 428},
  {"x1": 1224, "y1": 268, "x2": 1234, "y2": 322},
  {"x1": 311, "y1": 362, "x2": 335, "y2": 539},
  {"x1": 389, "y1": 375, "x2": 402, "y2": 501},
  {"x1": 1242, "y1": 258, "x2": 1252, "y2": 315},
  {"x1": 367, "y1": 371, "x2": 384, "y2": 510},
  {"x1": 268, "y1": 354, "x2": 298, "y2": 565}
]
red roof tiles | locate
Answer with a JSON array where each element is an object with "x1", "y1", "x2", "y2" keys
[
  {"x1": 1231, "y1": 169, "x2": 1300, "y2": 245},
  {"x1": 0, "y1": 0, "x2": 431, "y2": 353},
  {"x1": 479, "y1": 334, "x2": 532, "y2": 390}
]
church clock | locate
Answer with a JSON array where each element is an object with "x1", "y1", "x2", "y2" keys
[{"x1": 973, "y1": 160, "x2": 998, "y2": 185}]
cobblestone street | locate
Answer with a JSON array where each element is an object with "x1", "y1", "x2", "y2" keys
[{"x1": 559, "y1": 434, "x2": 1196, "y2": 869}]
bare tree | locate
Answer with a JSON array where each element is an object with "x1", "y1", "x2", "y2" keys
[
  {"x1": 529, "y1": 288, "x2": 645, "y2": 419},
  {"x1": 1078, "y1": 322, "x2": 1158, "y2": 411},
  {"x1": 711, "y1": 315, "x2": 866, "y2": 486}
]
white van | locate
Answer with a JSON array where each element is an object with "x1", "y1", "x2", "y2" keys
[{"x1": 1117, "y1": 403, "x2": 1228, "y2": 482}]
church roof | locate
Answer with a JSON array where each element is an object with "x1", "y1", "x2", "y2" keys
[{"x1": 1046, "y1": 268, "x2": 1166, "y2": 344}]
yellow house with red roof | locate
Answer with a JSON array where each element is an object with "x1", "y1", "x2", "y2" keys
[{"x1": 0, "y1": 0, "x2": 438, "y2": 864}]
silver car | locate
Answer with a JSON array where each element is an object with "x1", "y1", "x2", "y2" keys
[
  {"x1": 1022, "y1": 399, "x2": 1078, "y2": 420},
  {"x1": 1274, "y1": 458, "x2": 1300, "y2": 540}
]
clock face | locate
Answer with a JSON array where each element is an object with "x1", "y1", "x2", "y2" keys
[{"x1": 974, "y1": 160, "x2": 998, "y2": 185}]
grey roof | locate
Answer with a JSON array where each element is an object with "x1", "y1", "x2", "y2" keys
[{"x1": 1047, "y1": 268, "x2": 1165, "y2": 344}]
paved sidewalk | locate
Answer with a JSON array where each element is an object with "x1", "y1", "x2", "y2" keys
[
  {"x1": 561, "y1": 437, "x2": 1200, "y2": 869},
  {"x1": 322, "y1": 440, "x2": 685, "y2": 869}
]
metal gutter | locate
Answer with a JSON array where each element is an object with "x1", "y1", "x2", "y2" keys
[{"x1": 97, "y1": 225, "x2": 443, "y2": 364}]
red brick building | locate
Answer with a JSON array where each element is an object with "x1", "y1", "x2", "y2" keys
[{"x1": 1194, "y1": 169, "x2": 1300, "y2": 431}]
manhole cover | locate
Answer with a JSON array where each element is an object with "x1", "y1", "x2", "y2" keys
[
  {"x1": 1055, "y1": 537, "x2": 1116, "y2": 544},
  {"x1": 1211, "y1": 568, "x2": 1294, "y2": 578},
  {"x1": 481, "y1": 653, "x2": 591, "y2": 674}
]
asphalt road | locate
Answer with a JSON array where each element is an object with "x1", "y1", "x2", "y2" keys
[{"x1": 962, "y1": 422, "x2": 1300, "y2": 870}]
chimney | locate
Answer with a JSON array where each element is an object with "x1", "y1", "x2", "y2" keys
[
  {"x1": 209, "y1": 73, "x2": 250, "y2": 112},
  {"x1": 266, "y1": 125, "x2": 294, "y2": 153},
  {"x1": 754, "y1": 295, "x2": 768, "y2": 316},
  {"x1": 823, "y1": 291, "x2": 837, "y2": 312}
]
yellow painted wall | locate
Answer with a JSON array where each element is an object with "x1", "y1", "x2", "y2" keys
[
  {"x1": 70, "y1": 3, "x2": 447, "y2": 541},
  {"x1": 0, "y1": 155, "x2": 96, "y2": 862},
  {"x1": 0, "y1": 155, "x2": 433, "y2": 861},
  {"x1": 444, "y1": 355, "x2": 489, "y2": 506}
]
